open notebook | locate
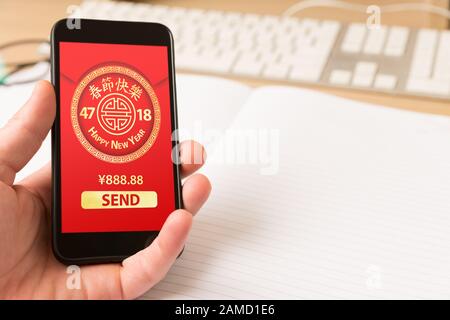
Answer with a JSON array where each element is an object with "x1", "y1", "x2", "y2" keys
[
  {"x1": 147, "y1": 75, "x2": 450, "y2": 299},
  {"x1": 2, "y1": 74, "x2": 450, "y2": 299}
]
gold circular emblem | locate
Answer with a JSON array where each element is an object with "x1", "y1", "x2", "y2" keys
[{"x1": 71, "y1": 65, "x2": 161, "y2": 163}]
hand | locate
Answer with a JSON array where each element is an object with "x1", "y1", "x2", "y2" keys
[{"x1": 0, "y1": 81, "x2": 211, "y2": 299}]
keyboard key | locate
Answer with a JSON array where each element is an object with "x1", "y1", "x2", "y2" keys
[
  {"x1": 407, "y1": 78, "x2": 450, "y2": 96},
  {"x1": 433, "y1": 31, "x2": 450, "y2": 81},
  {"x1": 263, "y1": 63, "x2": 290, "y2": 79},
  {"x1": 318, "y1": 21, "x2": 341, "y2": 51},
  {"x1": 352, "y1": 62, "x2": 377, "y2": 87},
  {"x1": 276, "y1": 17, "x2": 299, "y2": 37},
  {"x1": 232, "y1": 54, "x2": 264, "y2": 77},
  {"x1": 374, "y1": 74, "x2": 397, "y2": 90},
  {"x1": 341, "y1": 23, "x2": 366, "y2": 53},
  {"x1": 290, "y1": 64, "x2": 322, "y2": 82},
  {"x1": 329, "y1": 69, "x2": 352, "y2": 85},
  {"x1": 354, "y1": 62, "x2": 377, "y2": 75},
  {"x1": 300, "y1": 18, "x2": 320, "y2": 33},
  {"x1": 363, "y1": 27, "x2": 387, "y2": 55},
  {"x1": 384, "y1": 26, "x2": 409, "y2": 57},
  {"x1": 415, "y1": 28, "x2": 438, "y2": 51},
  {"x1": 352, "y1": 76, "x2": 373, "y2": 87},
  {"x1": 409, "y1": 29, "x2": 438, "y2": 79},
  {"x1": 291, "y1": 51, "x2": 328, "y2": 81},
  {"x1": 242, "y1": 13, "x2": 260, "y2": 29}
]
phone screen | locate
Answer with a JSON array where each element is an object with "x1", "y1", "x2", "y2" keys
[{"x1": 59, "y1": 42, "x2": 176, "y2": 233}]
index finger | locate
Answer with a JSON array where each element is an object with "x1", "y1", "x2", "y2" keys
[
  {"x1": 0, "y1": 81, "x2": 55, "y2": 185},
  {"x1": 179, "y1": 140, "x2": 206, "y2": 179}
]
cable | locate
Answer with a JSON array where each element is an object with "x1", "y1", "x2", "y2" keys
[
  {"x1": 283, "y1": 0, "x2": 450, "y2": 20},
  {"x1": 0, "y1": 39, "x2": 49, "y2": 51}
]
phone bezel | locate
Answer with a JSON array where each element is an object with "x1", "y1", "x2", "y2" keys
[{"x1": 51, "y1": 19, "x2": 182, "y2": 265}]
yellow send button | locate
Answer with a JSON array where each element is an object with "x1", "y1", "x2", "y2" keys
[{"x1": 81, "y1": 191, "x2": 158, "y2": 209}]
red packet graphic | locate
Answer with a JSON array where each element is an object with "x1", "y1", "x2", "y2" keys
[{"x1": 59, "y1": 42, "x2": 175, "y2": 233}]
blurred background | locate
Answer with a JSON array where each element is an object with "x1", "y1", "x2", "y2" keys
[
  {"x1": 2, "y1": 0, "x2": 449, "y2": 42},
  {"x1": 1, "y1": 0, "x2": 449, "y2": 115}
]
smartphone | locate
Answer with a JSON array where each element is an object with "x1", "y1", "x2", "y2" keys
[{"x1": 51, "y1": 19, "x2": 182, "y2": 265}]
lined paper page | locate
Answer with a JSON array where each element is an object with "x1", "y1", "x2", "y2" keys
[
  {"x1": 176, "y1": 74, "x2": 251, "y2": 146},
  {"x1": 145, "y1": 85, "x2": 450, "y2": 299}
]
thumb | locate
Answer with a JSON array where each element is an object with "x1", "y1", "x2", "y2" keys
[{"x1": 119, "y1": 209, "x2": 192, "y2": 299}]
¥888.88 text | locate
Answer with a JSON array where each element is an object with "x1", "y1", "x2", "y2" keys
[{"x1": 97, "y1": 174, "x2": 144, "y2": 185}]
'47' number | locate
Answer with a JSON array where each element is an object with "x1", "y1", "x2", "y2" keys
[{"x1": 80, "y1": 107, "x2": 95, "y2": 119}]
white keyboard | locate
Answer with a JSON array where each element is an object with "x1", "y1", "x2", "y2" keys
[{"x1": 75, "y1": 0, "x2": 450, "y2": 100}]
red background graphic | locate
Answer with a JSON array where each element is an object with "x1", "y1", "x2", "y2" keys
[{"x1": 59, "y1": 42, "x2": 175, "y2": 233}]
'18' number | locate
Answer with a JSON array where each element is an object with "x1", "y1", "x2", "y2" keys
[{"x1": 137, "y1": 109, "x2": 152, "y2": 121}]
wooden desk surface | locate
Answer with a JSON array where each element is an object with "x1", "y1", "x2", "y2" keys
[{"x1": 1, "y1": 0, "x2": 449, "y2": 116}]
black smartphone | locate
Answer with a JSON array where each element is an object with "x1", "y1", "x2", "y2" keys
[{"x1": 51, "y1": 19, "x2": 182, "y2": 265}]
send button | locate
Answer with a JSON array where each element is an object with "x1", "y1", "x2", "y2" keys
[{"x1": 81, "y1": 191, "x2": 158, "y2": 209}]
